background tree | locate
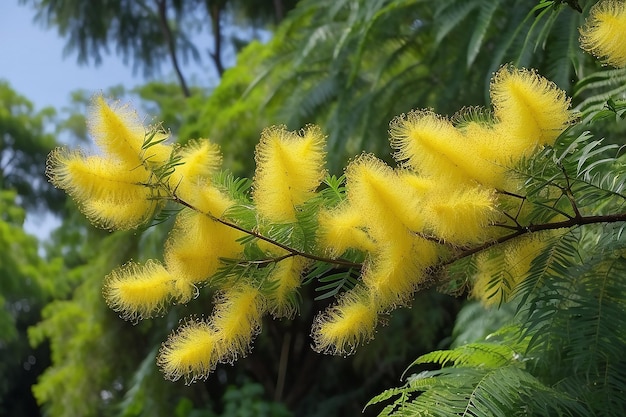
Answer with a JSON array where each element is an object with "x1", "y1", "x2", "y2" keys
[
  {"x1": 0, "y1": 83, "x2": 65, "y2": 417},
  {"x1": 170, "y1": 0, "x2": 603, "y2": 182},
  {"x1": 0, "y1": 81, "x2": 65, "y2": 212},
  {"x1": 22, "y1": 0, "x2": 298, "y2": 96}
]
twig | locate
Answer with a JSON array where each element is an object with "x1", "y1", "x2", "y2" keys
[{"x1": 170, "y1": 194, "x2": 363, "y2": 268}]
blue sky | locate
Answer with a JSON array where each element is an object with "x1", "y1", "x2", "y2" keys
[
  {"x1": 0, "y1": 2, "x2": 251, "y2": 111},
  {"x1": 0, "y1": 2, "x2": 143, "y2": 110}
]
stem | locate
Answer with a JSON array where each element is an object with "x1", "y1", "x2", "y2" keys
[
  {"x1": 143, "y1": 145, "x2": 626, "y2": 281},
  {"x1": 237, "y1": 253, "x2": 294, "y2": 267},
  {"x1": 561, "y1": 164, "x2": 582, "y2": 219},
  {"x1": 451, "y1": 212, "x2": 626, "y2": 263},
  {"x1": 273, "y1": 0, "x2": 285, "y2": 23},
  {"x1": 170, "y1": 194, "x2": 362, "y2": 268},
  {"x1": 274, "y1": 332, "x2": 291, "y2": 402},
  {"x1": 171, "y1": 189, "x2": 626, "y2": 273}
]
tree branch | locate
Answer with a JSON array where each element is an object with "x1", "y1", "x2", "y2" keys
[
  {"x1": 273, "y1": 0, "x2": 285, "y2": 23},
  {"x1": 141, "y1": 144, "x2": 626, "y2": 285},
  {"x1": 451, "y1": 212, "x2": 626, "y2": 264},
  {"x1": 169, "y1": 193, "x2": 362, "y2": 268},
  {"x1": 155, "y1": 0, "x2": 191, "y2": 97},
  {"x1": 206, "y1": 1, "x2": 225, "y2": 77},
  {"x1": 170, "y1": 189, "x2": 626, "y2": 278}
]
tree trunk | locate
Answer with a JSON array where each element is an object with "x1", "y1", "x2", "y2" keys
[{"x1": 156, "y1": 0, "x2": 191, "y2": 97}]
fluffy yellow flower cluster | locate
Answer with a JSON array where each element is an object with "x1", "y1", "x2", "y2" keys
[
  {"x1": 312, "y1": 66, "x2": 572, "y2": 353},
  {"x1": 47, "y1": 97, "x2": 169, "y2": 229},
  {"x1": 580, "y1": 0, "x2": 626, "y2": 68},
  {"x1": 48, "y1": 106, "x2": 328, "y2": 381},
  {"x1": 47, "y1": 65, "x2": 571, "y2": 381}
]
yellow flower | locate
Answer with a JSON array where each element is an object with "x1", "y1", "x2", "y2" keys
[
  {"x1": 390, "y1": 111, "x2": 473, "y2": 183},
  {"x1": 317, "y1": 203, "x2": 377, "y2": 256},
  {"x1": 158, "y1": 319, "x2": 219, "y2": 383},
  {"x1": 456, "y1": 121, "x2": 513, "y2": 190},
  {"x1": 103, "y1": 260, "x2": 173, "y2": 320},
  {"x1": 89, "y1": 96, "x2": 161, "y2": 166},
  {"x1": 168, "y1": 139, "x2": 222, "y2": 203},
  {"x1": 46, "y1": 150, "x2": 158, "y2": 229},
  {"x1": 490, "y1": 66, "x2": 571, "y2": 150},
  {"x1": 253, "y1": 125, "x2": 326, "y2": 223},
  {"x1": 264, "y1": 255, "x2": 310, "y2": 319},
  {"x1": 312, "y1": 288, "x2": 378, "y2": 355},
  {"x1": 422, "y1": 183, "x2": 497, "y2": 245},
  {"x1": 164, "y1": 209, "x2": 244, "y2": 301},
  {"x1": 210, "y1": 284, "x2": 265, "y2": 363},
  {"x1": 580, "y1": 0, "x2": 626, "y2": 68},
  {"x1": 81, "y1": 197, "x2": 159, "y2": 230},
  {"x1": 345, "y1": 154, "x2": 425, "y2": 234},
  {"x1": 158, "y1": 283, "x2": 265, "y2": 382},
  {"x1": 361, "y1": 232, "x2": 438, "y2": 310},
  {"x1": 192, "y1": 185, "x2": 238, "y2": 219}
]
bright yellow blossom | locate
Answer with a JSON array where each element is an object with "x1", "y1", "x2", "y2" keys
[
  {"x1": 253, "y1": 125, "x2": 326, "y2": 223},
  {"x1": 103, "y1": 260, "x2": 173, "y2": 320},
  {"x1": 264, "y1": 255, "x2": 309, "y2": 318},
  {"x1": 346, "y1": 154, "x2": 424, "y2": 233},
  {"x1": 580, "y1": 0, "x2": 626, "y2": 68},
  {"x1": 362, "y1": 232, "x2": 438, "y2": 310},
  {"x1": 210, "y1": 284, "x2": 265, "y2": 363},
  {"x1": 390, "y1": 111, "x2": 473, "y2": 183},
  {"x1": 168, "y1": 139, "x2": 222, "y2": 203},
  {"x1": 158, "y1": 283, "x2": 265, "y2": 382},
  {"x1": 491, "y1": 66, "x2": 571, "y2": 150},
  {"x1": 88, "y1": 96, "x2": 148, "y2": 166},
  {"x1": 158, "y1": 320, "x2": 220, "y2": 383},
  {"x1": 422, "y1": 184, "x2": 497, "y2": 245},
  {"x1": 317, "y1": 204, "x2": 377, "y2": 256},
  {"x1": 46, "y1": 150, "x2": 158, "y2": 229},
  {"x1": 312, "y1": 288, "x2": 378, "y2": 355},
  {"x1": 164, "y1": 209, "x2": 244, "y2": 301}
]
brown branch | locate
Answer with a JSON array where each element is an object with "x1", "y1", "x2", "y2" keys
[
  {"x1": 273, "y1": 0, "x2": 285, "y2": 23},
  {"x1": 155, "y1": 0, "x2": 191, "y2": 97},
  {"x1": 561, "y1": 165, "x2": 583, "y2": 219},
  {"x1": 237, "y1": 253, "x2": 295, "y2": 267},
  {"x1": 169, "y1": 187, "x2": 626, "y2": 274},
  {"x1": 206, "y1": 1, "x2": 225, "y2": 77},
  {"x1": 451, "y1": 212, "x2": 626, "y2": 264},
  {"x1": 274, "y1": 332, "x2": 291, "y2": 402},
  {"x1": 170, "y1": 193, "x2": 362, "y2": 268},
  {"x1": 143, "y1": 147, "x2": 626, "y2": 281}
]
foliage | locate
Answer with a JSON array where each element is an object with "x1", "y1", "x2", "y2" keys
[
  {"x1": 0, "y1": 190, "x2": 63, "y2": 417},
  {"x1": 0, "y1": 82, "x2": 70, "y2": 417},
  {"x1": 364, "y1": 3, "x2": 626, "y2": 413},
  {"x1": 46, "y1": 58, "x2": 577, "y2": 380},
  {"x1": 209, "y1": 0, "x2": 598, "y2": 173},
  {"x1": 368, "y1": 111, "x2": 626, "y2": 415},
  {"x1": 22, "y1": 0, "x2": 298, "y2": 94},
  {"x1": 0, "y1": 81, "x2": 64, "y2": 212}
]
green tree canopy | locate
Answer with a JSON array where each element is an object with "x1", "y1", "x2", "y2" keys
[
  {"x1": 22, "y1": 0, "x2": 298, "y2": 95},
  {"x1": 0, "y1": 81, "x2": 64, "y2": 212}
]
